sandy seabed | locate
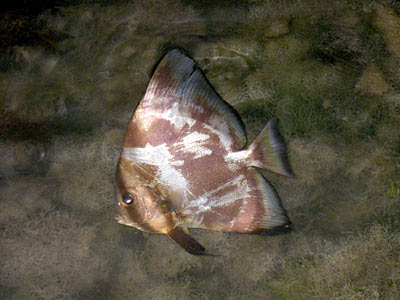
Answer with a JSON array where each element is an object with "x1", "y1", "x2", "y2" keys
[{"x1": 0, "y1": 1, "x2": 399, "y2": 299}]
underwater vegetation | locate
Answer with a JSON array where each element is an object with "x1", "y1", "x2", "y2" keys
[{"x1": 0, "y1": 0, "x2": 399, "y2": 299}]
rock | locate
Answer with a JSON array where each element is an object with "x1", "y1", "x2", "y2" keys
[
  {"x1": 355, "y1": 64, "x2": 390, "y2": 95},
  {"x1": 0, "y1": 140, "x2": 49, "y2": 177},
  {"x1": 192, "y1": 40, "x2": 254, "y2": 105},
  {"x1": 374, "y1": 5, "x2": 400, "y2": 61},
  {"x1": 264, "y1": 17, "x2": 290, "y2": 38}
]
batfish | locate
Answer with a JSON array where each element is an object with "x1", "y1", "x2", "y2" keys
[{"x1": 115, "y1": 49, "x2": 294, "y2": 255}]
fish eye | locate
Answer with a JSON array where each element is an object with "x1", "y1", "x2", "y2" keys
[{"x1": 121, "y1": 192, "x2": 135, "y2": 205}]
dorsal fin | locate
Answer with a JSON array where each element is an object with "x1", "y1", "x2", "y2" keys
[
  {"x1": 179, "y1": 67, "x2": 247, "y2": 149},
  {"x1": 141, "y1": 49, "x2": 246, "y2": 150},
  {"x1": 144, "y1": 49, "x2": 195, "y2": 102}
]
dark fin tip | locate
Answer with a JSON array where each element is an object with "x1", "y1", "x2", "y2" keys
[
  {"x1": 270, "y1": 118, "x2": 296, "y2": 178},
  {"x1": 257, "y1": 222, "x2": 293, "y2": 236},
  {"x1": 250, "y1": 117, "x2": 295, "y2": 178},
  {"x1": 168, "y1": 226, "x2": 207, "y2": 256},
  {"x1": 151, "y1": 47, "x2": 190, "y2": 75}
]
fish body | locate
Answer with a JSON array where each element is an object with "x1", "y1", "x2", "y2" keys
[{"x1": 115, "y1": 49, "x2": 294, "y2": 254}]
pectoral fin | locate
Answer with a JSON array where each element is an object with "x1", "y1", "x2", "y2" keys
[{"x1": 168, "y1": 226, "x2": 206, "y2": 255}]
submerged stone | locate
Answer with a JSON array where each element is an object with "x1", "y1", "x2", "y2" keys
[{"x1": 355, "y1": 64, "x2": 390, "y2": 96}]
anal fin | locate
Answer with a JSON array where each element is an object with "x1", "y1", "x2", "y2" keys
[
  {"x1": 168, "y1": 226, "x2": 207, "y2": 255},
  {"x1": 250, "y1": 168, "x2": 291, "y2": 230}
]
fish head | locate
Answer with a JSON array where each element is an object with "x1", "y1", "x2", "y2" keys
[{"x1": 114, "y1": 159, "x2": 174, "y2": 234}]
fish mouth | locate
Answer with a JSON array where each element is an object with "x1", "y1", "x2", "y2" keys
[
  {"x1": 114, "y1": 215, "x2": 148, "y2": 231},
  {"x1": 115, "y1": 202, "x2": 147, "y2": 228}
]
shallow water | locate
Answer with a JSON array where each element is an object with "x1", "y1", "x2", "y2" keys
[{"x1": 0, "y1": 1, "x2": 399, "y2": 299}]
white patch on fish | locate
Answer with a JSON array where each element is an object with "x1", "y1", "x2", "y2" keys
[
  {"x1": 135, "y1": 102, "x2": 196, "y2": 131},
  {"x1": 184, "y1": 174, "x2": 250, "y2": 215},
  {"x1": 174, "y1": 131, "x2": 212, "y2": 159},
  {"x1": 185, "y1": 101, "x2": 204, "y2": 113},
  {"x1": 134, "y1": 107, "x2": 154, "y2": 132},
  {"x1": 202, "y1": 115, "x2": 233, "y2": 151},
  {"x1": 161, "y1": 102, "x2": 195, "y2": 130},
  {"x1": 122, "y1": 143, "x2": 189, "y2": 193},
  {"x1": 224, "y1": 148, "x2": 252, "y2": 171}
]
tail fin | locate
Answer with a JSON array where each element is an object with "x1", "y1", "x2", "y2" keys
[{"x1": 248, "y1": 118, "x2": 294, "y2": 177}]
